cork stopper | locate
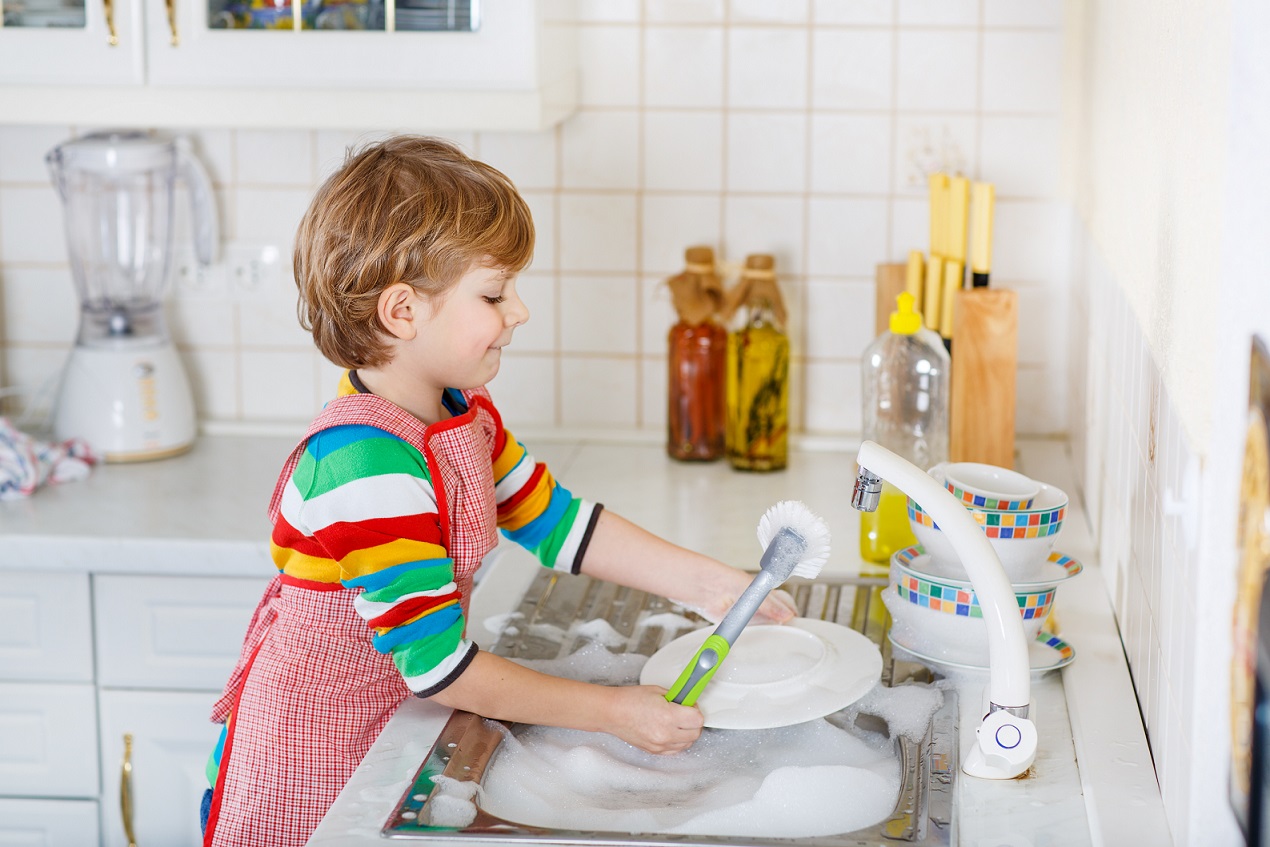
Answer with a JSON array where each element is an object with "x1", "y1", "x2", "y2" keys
[
  {"x1": 723, "y1": 253, "x2": 786, "y2": 329},
  {"x1": 745, "y1": 253, "x2": 775, "y2": 272},
  {"x1": 668, "y1": 245, "x2": 724, "y2": 325}
]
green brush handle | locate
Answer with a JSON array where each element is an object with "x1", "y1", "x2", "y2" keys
[{"x1": 665, "y1": 634, "x2": 731, "y2": 706}]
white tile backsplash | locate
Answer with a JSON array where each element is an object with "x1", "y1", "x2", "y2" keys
[
  {"x1": 640, "y1": 194, "x2": 722, "y2": 274},
  {"x1": 896, "y1": 30, "x2": 979, "y2": 111},
  {"x1": 807, "y1": 196, "x2": 891, "y2": 276},
  {"x1": 558, "y1": 275, "x2": 638, "y2": 354},
  {"x1": 810, "y1": 113, "x2": 893, "y2": 195},
  {"x1": 560, "y1": 111, "x2": 641, "y2": 190},
  {"x1": 0, "y1": 125, "x2": 71, "y2": 182},
  {"x1": 726, "y1": 27, "x2": 810, "y2": 110},
  {"x1": 576, "y1": 25, "x2": 642, "y2": 107},
  {"x1": 811, "y1": 29, "x2": 894, "y2": 110},
  {"x1": 642, "y1": 111, "x2": 725, "y2": 192},
  {"x1": 725, "y1": 112, "x2": 807, "y2": 192},
  {"x1": 1, "y1": 11, "x2": 1067, "y2": 439},
  {"x1": 981, "y1": 30, "x2": 1064, "y2": 113},
  {"x1": 643, "y1": 26, "x2": 726, "y2": 108}
]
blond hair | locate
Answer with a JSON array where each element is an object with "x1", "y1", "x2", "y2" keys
[{"x1": 294, "y1": 135, "x2": 534, "y2": 368}]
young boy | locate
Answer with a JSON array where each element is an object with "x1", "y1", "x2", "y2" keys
[{"x1": 200, "y1": 136, "x2": 796, "y2": 847}]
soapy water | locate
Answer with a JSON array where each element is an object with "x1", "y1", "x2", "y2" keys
[
  {"x1": 478, "y1": 721, "x2": 898, "y2": 837},
  {"x1": 432, "y1": 622, "x2": 944, "y2": 839}
]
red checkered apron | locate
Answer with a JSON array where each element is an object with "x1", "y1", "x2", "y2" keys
[{"x1": 203, "y1": 388, "x2": 502, "y2": 847}]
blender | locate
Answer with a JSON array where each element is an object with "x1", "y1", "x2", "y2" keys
[{"x1": 46, "y1": 131, "x2": 218, "y2": 462}]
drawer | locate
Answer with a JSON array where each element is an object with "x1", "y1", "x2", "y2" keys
[
  {"x1": 0, "y1": 682, "x2": 99, "y2": 797},
  {"x1": 94, "y1": 574, "x2": 271, "y2": 690},
  {"x1": 0, "y1": 798, "x2": 100, "y2": 847},
  {"x1": 0, "y1": 571, "x2": 93, "y2": 682}
]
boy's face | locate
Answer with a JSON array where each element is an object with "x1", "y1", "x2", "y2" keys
[{"x1": 407, "y1": 261, "x2": 529, "y2": 392}]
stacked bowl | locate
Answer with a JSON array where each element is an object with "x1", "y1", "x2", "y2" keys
[{"x1": 883, "y1": 461, "x2": 1082, "y2": 671}]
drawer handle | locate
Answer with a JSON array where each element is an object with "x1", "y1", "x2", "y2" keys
[
  {"x1": 103, "y1": 0, "x2": 119, "y2": 45},
  {"x1": 164, "y1": 0, "x2": 179, "y2": 46},
  {"x1": 121, "y1": 733, "x2": 138, "y2": 847}
]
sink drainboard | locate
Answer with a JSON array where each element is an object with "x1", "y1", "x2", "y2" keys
[{"x1": 383, "y1": 572, "x2": 958, "y2": 846}]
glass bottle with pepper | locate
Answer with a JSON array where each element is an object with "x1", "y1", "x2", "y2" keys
[
  {"x1": 666, "y1": 246, "x2": 727, "y2": 461},
  {"x1": 723, "y1": 254, "x2": 789, "y2": 472}
]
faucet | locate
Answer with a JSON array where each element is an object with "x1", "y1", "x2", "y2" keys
[{"x1": 852, "y1": 441, "x2": 1037, "y2": 780}]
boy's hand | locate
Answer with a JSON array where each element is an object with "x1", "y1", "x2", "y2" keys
[
  {"x1": 688, "y1": 570, "x2": 799, "y2": 626},
  {"x1": 605, "y1": 685, "x2": 704, "y2": 754}
]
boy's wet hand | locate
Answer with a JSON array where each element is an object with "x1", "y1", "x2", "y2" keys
[
  {"x1": 607, "y1": 686, "x2": 704, "y2": 754},
  {"x1": 751, "y1": 587, "x2": 798, "y2": 624}
]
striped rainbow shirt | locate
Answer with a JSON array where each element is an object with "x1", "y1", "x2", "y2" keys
[{"x1": 270, "y1": 372, "x2": 601, "y2": 696}]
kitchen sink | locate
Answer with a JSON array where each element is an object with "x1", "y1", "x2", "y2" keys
[{"x1": 382, "y1": 572, "x2": 958, "y2": 846}]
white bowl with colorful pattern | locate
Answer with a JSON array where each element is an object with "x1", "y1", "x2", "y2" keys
[{"x1": 907, "y1": 463, "x2": 1068, "y2": 582}]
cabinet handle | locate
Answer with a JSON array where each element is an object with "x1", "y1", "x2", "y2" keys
[
  {"x1": 102, "y1": 0, "x2": 119, "y2": 45},
  {"x1": 121, "y1": 732, "x2": 138, "y2": 847},
  {"x1": 165, "y1": 0, "x2": 179, "y2": 46}
]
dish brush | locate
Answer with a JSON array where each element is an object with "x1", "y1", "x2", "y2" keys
[{"x1": 666, "y1": 499, "x2": 831, "y2": 707}]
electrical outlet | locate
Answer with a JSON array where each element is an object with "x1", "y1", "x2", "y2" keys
[
  {"x1": 173, "y1": 244, "x2": 227, "y2": 298},
  {"x1": 227, "y1": 243, "x2": 284, "y2": 298}
]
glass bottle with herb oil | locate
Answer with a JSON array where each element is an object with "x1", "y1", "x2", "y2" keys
[
  {"x1": 666, "y1": 246, "x2": 727, "y2": 461},
  {"x1": 723, "y1": 254, "x2": 788, "y2": 472}
]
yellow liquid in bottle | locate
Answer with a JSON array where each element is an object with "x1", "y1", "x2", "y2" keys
[
  {"x1": 725, "y1": 323, "x2": 788, "y2": 471},
  {"x1": 858, "y1": 482, "x2": 917, "y2": 565}
]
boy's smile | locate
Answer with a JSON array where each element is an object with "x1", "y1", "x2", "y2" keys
[{"x1": 411, "y1": 261, "x2": 529, "y2": 394}]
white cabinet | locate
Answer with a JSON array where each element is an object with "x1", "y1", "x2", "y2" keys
[
  {"x1": 0, "y1": 682, "x2": 99, "y2": 797},
  {"x1": 0, "y1": 0, "x2": 144, "y2": 85},
  {"x1": 0, "y1": 570, "x2": 268, "y2": 847},
  {"x1": 98, "y1": 690, "x2": 224, "y2": 847},
  {"x1": 0, "y1": 571, "x2": 93, "y2": 682},
  {"x1": 0, "y1": 798, "x2": 101, "y2": 847},
  {"x1": 0, "y1": 0, "x2": 578, "y2": 130}
]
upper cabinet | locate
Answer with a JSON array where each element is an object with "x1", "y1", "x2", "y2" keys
[{"x1": 0, "y1": 0, "x2": 577, "y2": 130}]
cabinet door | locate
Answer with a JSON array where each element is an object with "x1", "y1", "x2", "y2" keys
[
  {"x1": 94, "y1": 574, "x2": 269, "y2": 691},
  {"x1": 0, "y1": 0, "x2": 144, "y2": 84},
  {"x1": 0, "y1": 571, "x2": 93, "y2": 682},
  {"x1": 98, "y1": 689, "x2": 223, "y2": 847},
  {"x1": 0, "y1": 682, "x2": 99, "y2": 797},
  {"x1": 0, "y1": 798, "x2": 101, "y2": 847},
  {"x1": 146, "y1": 0, "x2": 539, "y2": 90}
]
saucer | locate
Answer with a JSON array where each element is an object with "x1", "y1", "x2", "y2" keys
[
  {"x1": 888, "y1": 630, "x2": 1076, "y2": 674},
  {"x1": 640, "y1": 618, "x2": 882, "y2": 730},
  {"x1": 895, "y1": 546, "x2": 1083, "y2": 591}
]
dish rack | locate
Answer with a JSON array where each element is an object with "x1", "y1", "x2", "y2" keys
[{"x1": 382, "y1": 572, "x2": 959, "y2": 846}]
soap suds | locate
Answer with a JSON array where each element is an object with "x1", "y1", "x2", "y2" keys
[
  {"x1": 424, "y1": 775, "x2": 478, "y2": 828},
  {"x1": 569, "y1": 617, "x2": 627, "y2": 648},
  {"x1": 471, "y1": 641, "x2": 945, "y2": 838}
]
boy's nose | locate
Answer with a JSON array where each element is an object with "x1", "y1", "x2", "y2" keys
[{"x1": 505, "y1": 293, "x2": 530, "y2": 327}]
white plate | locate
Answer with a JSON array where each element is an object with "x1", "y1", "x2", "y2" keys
[
  {"x1": 896, "y1": 547, "x2": 1084, "y2": 591},
  {"x1": 639, "y1": 618, "x2": 883, "y2": 730},
  {"x1": 888, "y1": 630, "x2": 1076, "y2": 674}
]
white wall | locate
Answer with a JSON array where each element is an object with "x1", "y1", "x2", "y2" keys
[
  {"x1": 1068, "y1": 0, "x2": 1270, "y2": 844},
  {"x1": 0, "y1": 0, "x2": 1068, "y2": 442}
]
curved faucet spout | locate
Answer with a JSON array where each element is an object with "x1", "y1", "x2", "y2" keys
[{"x1": 853, "y1": 440, "x2": 1037, "y2": 779}]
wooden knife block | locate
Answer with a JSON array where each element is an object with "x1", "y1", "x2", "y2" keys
[
  {"x1": 874, "y1": 263, "x2": 908, "y2": 336},
  {"x1": 950, "y1": 288, "x2": 1018, "y2": 468}
]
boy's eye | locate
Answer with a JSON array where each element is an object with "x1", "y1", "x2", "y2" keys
[{"x1": 483, "y1": 295, "x2": 506, "y2": 304}]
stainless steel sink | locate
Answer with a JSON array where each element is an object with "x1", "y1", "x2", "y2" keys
[{"x1": 383, "y1": 573, "x2": 958, "y2": 846}]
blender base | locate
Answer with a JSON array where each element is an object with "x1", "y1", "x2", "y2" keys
[{"x1": 54, "y1": 340, "x2": 197, "y2": 462}]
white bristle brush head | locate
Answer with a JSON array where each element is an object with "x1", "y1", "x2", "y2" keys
[{"x1": 756, "y1": 500, "x2": 831, "y2": 580}]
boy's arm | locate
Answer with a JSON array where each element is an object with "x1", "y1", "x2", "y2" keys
[
  {"x1": 577, "y1": 510, "x2": 798, "y2": 625},
  {"x1": 430, "y1": 651, "x2": 703, "y2": 754}
]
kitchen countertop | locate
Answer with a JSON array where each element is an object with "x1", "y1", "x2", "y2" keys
[{"x1": 0, "y1": 433, "x2": 1172, "y2": 846}]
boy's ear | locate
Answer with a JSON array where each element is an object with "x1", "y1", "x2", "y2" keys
[{"x1": 377, "y1": 283, "x2": 420, "y2": 341}]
